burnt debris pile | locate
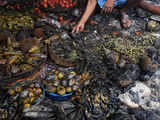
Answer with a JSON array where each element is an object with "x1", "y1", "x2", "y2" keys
[{"x1": 0, "y1": 0, "x2": 160, "y2": 120}]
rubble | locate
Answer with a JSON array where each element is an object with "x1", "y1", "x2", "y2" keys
[
  {"x1": 0, "y1": 0, "x2": 160, "y2": 119},
  {"x1": 118, "y1": 82, "x2": 151, "y2": 108},
  {"x1": 119, "y1": 69, "x2": 160, "y2": 117}
]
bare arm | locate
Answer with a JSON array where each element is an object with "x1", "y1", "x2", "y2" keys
[
  {"x1": 80, "y1": 0, "x2": 97, "y2": 24},
  {"x1": 72, "y1": 0, "x2": 97, "y2": 33}
]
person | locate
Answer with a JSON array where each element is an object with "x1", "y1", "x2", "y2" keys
[{"x1": 72, "y1": 0, "x2": 160, "y2": 33}]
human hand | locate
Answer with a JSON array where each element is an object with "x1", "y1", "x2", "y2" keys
[
  {"x1": 72, "y1": 21, "x2": 85, "y2": 33},
  {"x1": 101, "y1": 0, "x2": 115, "y2": 13}
]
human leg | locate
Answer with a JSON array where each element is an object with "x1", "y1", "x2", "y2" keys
[
  {"x1": 139, "y1": 0, "x2": 160, "y2": 15},
  {"x1": 119, "y1": 0, "x2": 143, "y2": 28}
]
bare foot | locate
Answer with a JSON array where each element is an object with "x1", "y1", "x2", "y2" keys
[{"x1": 120, "y1": 12, "x2": 132, "y2": 28}]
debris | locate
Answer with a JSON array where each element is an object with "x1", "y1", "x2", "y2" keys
[
  {"x1": 72, "y1": 8, "x2": 81, "y2": 17},
  {"x1": 41, "y1": 18, "x2": 61, "y2": 28},
  {"x1": 150, "y1": 15, "x2": 160, "y2": 22},
  {"x1": 34, "y1": 28, "x2": 44, "y2": 38},
  {"x1": 147, "y1": 20, "x2": 159, "y2": 31},
  {"x1": 0, "y1": 1, "x2": 160, "y2": 119},
  {"x1": 89, "y1": 20, "x2": 99, "y2": 25},
  {"x1": 119, "y1": 82, "x2": 151, "y2": 108}
]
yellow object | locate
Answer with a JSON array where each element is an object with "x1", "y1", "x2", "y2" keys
[
  {"x1": 70, "y1": 72, "x2": 76, "y2": 76},
  {"x1": 77, "y1": 88, "x2": 82, "y2": 93},
  {"x1": 4, "y1": 51, "x2": 22, "y2": 55},
  {"x1": 24, "y1": 104, "x2": 30, "y2": 108},
  {"x1": 106, "y1": 113, "x2": 110, "y2": 118},
  {"x1": 82, "y1": 72, "x2": 89, "y2": 80},
  {"x1": 26, "y1": 57, "x2": 39, "y2": 64},
  {"x1": 57, "y1": 86, "x2": 66, "y2": 95},
  {"x1": 95, "y1": 95, "x2": 100, "y2": 103},
  {"x1": 54, "y1": 70, "x2": 59, "y2": 75},
  {"x1": 54, "y1": 75, "x2": 59, "y2": 81},
  {"x1": 29, "y1": 46, "x2": 39, "y2": 53},
  {"x1": 29, "y1": 92, "x2": 34, "y2": 97},
  {"x1": 79, "y1": 75, "x2": 82, "y2": 79},
  {"x1": 147, "y1": 20, "x2": 157, "y2": 30},
  {"x1": 51, "y1": 69, "x2": 56, "y2": 72},
  {"x1": 58, "y1": 73, "x2": 64, "y2": 79},
  {"x1": 30, "y1": 97, "x2": 35, "y2": 103},
  {"x1": 15, "y1": 86, "x2": 22, "y2": 92},
  {"x1": 9, "y1": 89, "x2": 15, "y2": 95},
  {"x1": 8, "y1": 55, "x2": 19, "y2": 65},
  {"x1": 44, "y1": 39, "x2": 49, "y2": 44},
  {"x1": 66, "y1": 87, "x2": 72, "y2": 93},
  {"x1": 115, "y1": 54, "x2": 120, "y2": 64},
  {"x1": 32, "y1": 88, "x2": 37, "y2": 92}
]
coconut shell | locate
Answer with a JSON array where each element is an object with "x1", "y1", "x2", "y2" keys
[{"x1": 20, "y1": 37, "x2": 40, "y2": 51}]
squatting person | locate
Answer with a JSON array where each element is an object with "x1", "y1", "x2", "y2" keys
[{"x1": 72, "y1": 0, "x2": 160, "y2": 33}]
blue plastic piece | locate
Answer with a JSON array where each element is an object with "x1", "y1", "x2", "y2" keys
[
  {"x1": 98, "y1": 0, "x2": 127, "y2": 8},
  {"x1": 46, "y1": 91, "x2": 73, "y2": 101},
  {"x1": 47, "y1": 74, "x2": 55, "y2": 80}
]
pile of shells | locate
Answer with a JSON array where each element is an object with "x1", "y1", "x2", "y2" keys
[
  {"x1": 0, "y1": 34, "x2": 47, "y2": 78},
  {"x1": 0, "y1": 12, "x2": 34, "y2": 32},
  {"x1": 0, "y1": 5, "x2": 160, "y2": 119},
  {"x1": 43, "y1": 67, "x2": 91, "y2": 95},
  {"x1": 69, "y1": 77, "x2": 114, "y2": 120},
  {"x1": 104, "y1": 33, "x2": 157, "y2": 63},
  {"x1": 48, "y1": 32, "x2": 82, "y2": 67},
  {"x1": 8, "y1": 81, "x2": 45, "y2": 108}
]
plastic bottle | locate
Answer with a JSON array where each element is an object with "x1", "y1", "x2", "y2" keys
[{"x1": 41, "y1": 18, "x2": 61, "y2": 28}]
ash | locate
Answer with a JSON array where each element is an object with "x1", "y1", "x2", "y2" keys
[{"x1": 0, "y1": 0, "x2": 160, "y2": 120}]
